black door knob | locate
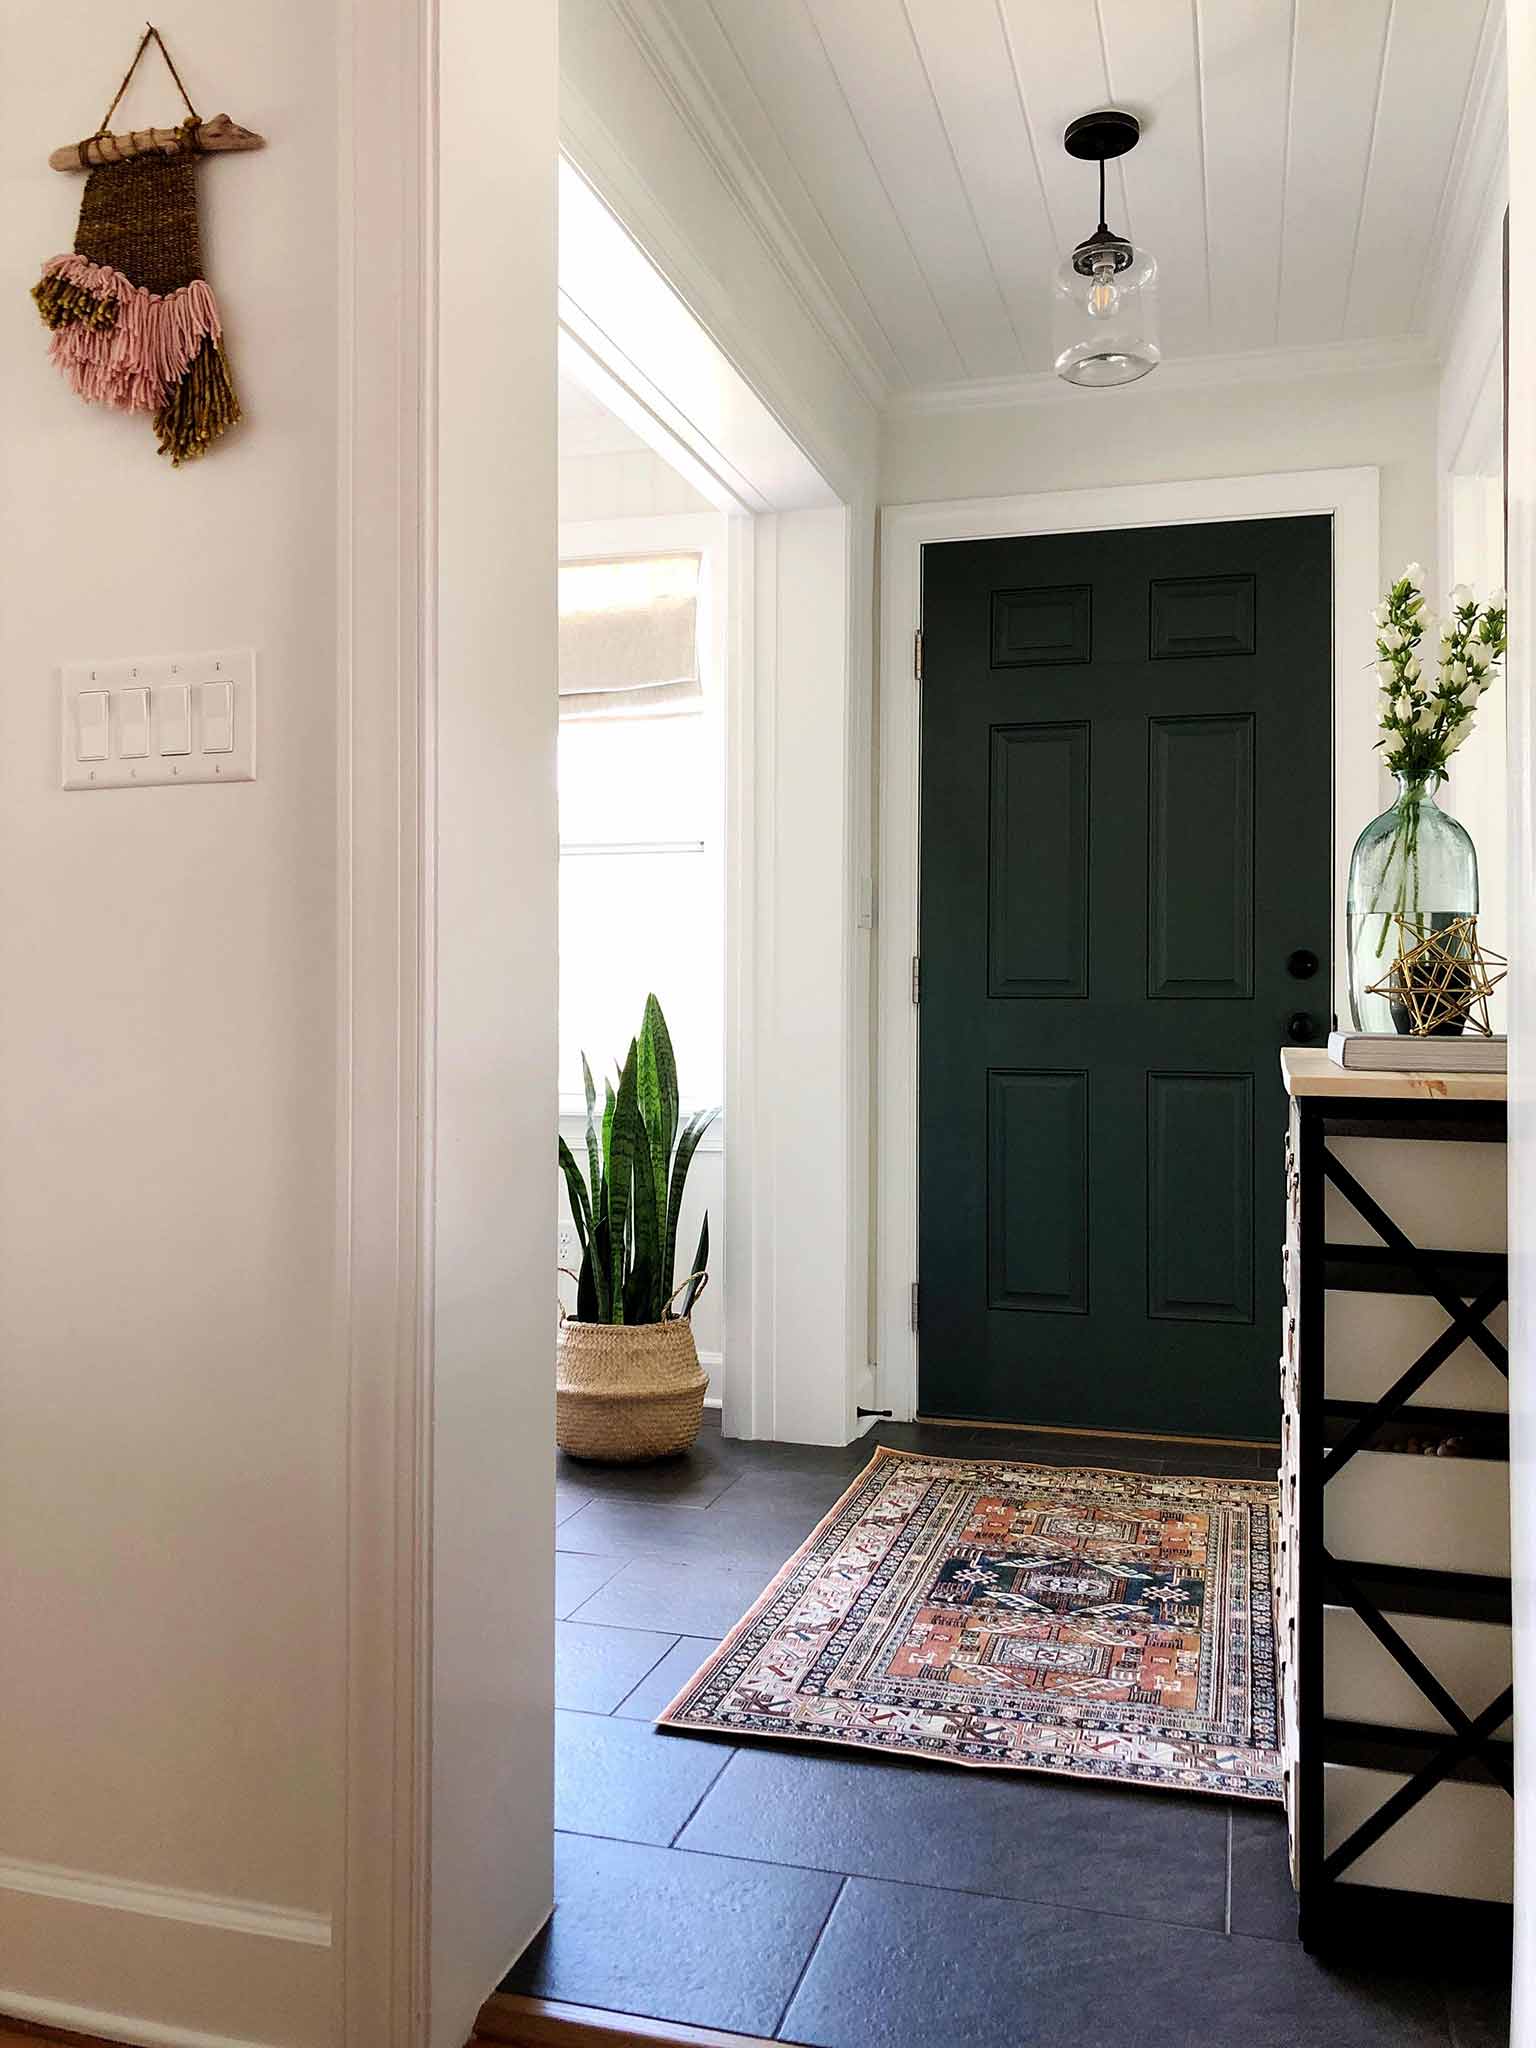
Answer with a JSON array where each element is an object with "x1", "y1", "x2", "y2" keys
[
  {"x1": 1287, "y1": 949, "x2": 1320, "y2": 980},
  {"x1": 1287, "y1": 1011, "x2": 1319, "y2": 1044}
]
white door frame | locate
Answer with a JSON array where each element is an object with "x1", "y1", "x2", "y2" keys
[
  {"x1": 876, "y1": 467, "x2": 1381, "y2": 1425},
  {"x1": 559, "y1": 164, "x2": 871, "y2": 1444}
]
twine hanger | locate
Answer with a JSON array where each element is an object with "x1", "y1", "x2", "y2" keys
[
  {"x1": 47, "y1": 25, "x2": 264, "y2": 173},
  {"x1": 96, "y1": 24, "x2": 201, "y2": 139}
]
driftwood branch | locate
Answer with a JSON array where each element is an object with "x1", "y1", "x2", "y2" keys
[{"x1": 50, "y1": 113, "x2": 264, "y2": 173}]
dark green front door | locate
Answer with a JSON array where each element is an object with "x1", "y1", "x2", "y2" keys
[{"x1": 917, "y1": 517, "x2": 1332, "y2": 1440}]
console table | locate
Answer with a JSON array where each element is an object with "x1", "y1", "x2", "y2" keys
[{"x1": 1277, "y1": 1049, "x2": 1511, "y2": 1950}]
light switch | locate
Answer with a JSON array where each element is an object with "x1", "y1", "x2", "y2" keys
[
  {"x1": 119, "y1": 686, "x2": 150, "y2": 758},
  {"x1": 74, "y1": 690, "x2": 109, "y2": 761},
  {"x1": 159, "y1": 682, "x2": 192, "y2": 755},
  {"x1": 62, "y1": 649, "x2": 255, "y2": 789},
  {"x1": 201, "y1": 679, "x2": 234, "y2": 753}
]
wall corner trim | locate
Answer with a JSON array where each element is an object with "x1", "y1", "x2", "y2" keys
[{"x1": 0, "y1": 1858, "x2": 331, "y2": 1949}]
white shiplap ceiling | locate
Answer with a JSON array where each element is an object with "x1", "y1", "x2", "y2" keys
[{"x1": 646, "y1": 0, "x2": 1502, "y2": 396}]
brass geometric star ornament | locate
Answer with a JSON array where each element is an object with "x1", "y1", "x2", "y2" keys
[{"x1": 1365, "y1": 913, "x2": 1507, "y2": 1037}]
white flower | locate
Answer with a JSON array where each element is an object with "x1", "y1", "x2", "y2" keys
[
  {"x1": 1382, "y1": 625, "x2": 1404, "y2": 651},
  {"x1": 1375, "y1": 658, "x2": 1398, "y2": 687},
  {"x1": 1488, "y1": 586, "x2": 1506, "y2": 609},
  {"x1": 1450, "y1": 582, "x2": 1474, "y2": 609},
  {"x1": 1445, "y1": 660, "x2": 1468, "y2": 691},
  {"x1": 1372, "y1": 604, "x2": 1390, "y2": 626},
  {"x1": 1405, "y1": 656, "x2": 1422, "y2": 683},
  {"x1": 1445, "y1": 720, "x2": 1473, "y2": 753},
  {"x1": 1403, "y1": 562, "x2": 1424, "y2": 584},
  {"x1": 1415, "y1": 704, "x2": 1437, "y2": 732},
  {"x1": 1395, "y1": 694, "x2": 1415, "y2": 722},
  {"x1": 1440, "y1": 617, "x2": 1457, "y2": 642}
]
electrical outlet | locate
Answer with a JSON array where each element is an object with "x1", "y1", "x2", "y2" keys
[{"x1": 557, "y1": 1226, "x2": 577, "y2": 1269}]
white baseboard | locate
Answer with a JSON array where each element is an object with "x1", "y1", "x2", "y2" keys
[
  {"x1": 0, "y1": 1857, "x2": 331, "y2": 1949},
  {"x1": 699, "y1": 1350, "x2": 722, "y2": 1409},
  {"x1": 0, "y1": 1987, "x2": 284, "y2": 2048}
]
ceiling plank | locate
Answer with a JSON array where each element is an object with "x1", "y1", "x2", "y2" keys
[
  {"x1": 1096, "y1": 0, "x2": 1215, "y2": 360},
  {"x1": 1345, "y1": 0, "x2": 1489, "y2": 338},
  {"x1": 653, "y1": 0, "x2": 909, "y2": 391},
  {"x1": 1197, "y1": 0, "x2": 1295, "y2": 352},
  {"x1": 800, "y1": 0, "x2": 1027, "y2": 379},
  {"x1": 1277, "y1": 0, "x2": 1392, "y2": 344},
  {"x1": 903, "y1": 0, "x2": 1062, "y2": 372},
  {"x1": 702, "y1": 0, "x2": 968, "y2": 385}
]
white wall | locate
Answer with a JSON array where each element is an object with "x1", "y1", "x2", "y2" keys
[
  {"x1": 0, "y1": 5, "x2": 561, "y2": 2045},
  {"x1": 431, "y1": 1, "x2": 558, "y2": 2041},
  {"x1": 560, "y1": 448, "x2": 711, "y2": 522},
  {"x1": 0, "y1": 7, "x2": 342, "y2": 2044},
  {"x1": 883, "y1": 361, "x2": 1439, "y2": 595},
  {"x1": 558, "y1": 10, "x2": 881, "y2": 1445}
]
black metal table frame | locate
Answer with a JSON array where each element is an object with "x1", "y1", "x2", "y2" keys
[{"x1": 1291, "y1": 1090, "x2": 1512, "y2": 1950}]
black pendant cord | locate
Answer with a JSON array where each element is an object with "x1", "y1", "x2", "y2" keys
[{"x1": 1098, "y1": 158, "x2": 1108, "y2": 236}]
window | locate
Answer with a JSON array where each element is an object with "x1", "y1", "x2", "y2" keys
[{"x1": 557, "y1": 528, "x2": 725, "y2": 1112}]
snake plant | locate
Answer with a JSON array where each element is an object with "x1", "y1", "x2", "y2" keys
[{"x1": 558, "y1": 994, "x2": 717, "y2": 1324}]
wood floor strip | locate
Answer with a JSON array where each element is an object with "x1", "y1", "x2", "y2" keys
[
  {"x1": 476, "y1": 1992, "x2": 777, "y2": 2048},
  {"x1": 913, "y1": 1413, "x2": 1279, "y2": 1451}
]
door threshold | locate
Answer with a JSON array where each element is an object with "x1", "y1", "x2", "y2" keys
[
  {"x1": 914, "y1": 1414, "x2": 1280, "y2": 1453},
  {"x1": 476, "y1": 1994, "x2": 776, "y2": 2048}
]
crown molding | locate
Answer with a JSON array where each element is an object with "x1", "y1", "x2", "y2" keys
[
  {"x1": 887, "y1": 334, "x2": 1440, "y2": 417},
  {"x1": 595, "y1": 0, "x2": 891, "y2": 412},
  {"x1": 1417, "y1": 0, "x2": 1508, "y2": 356}
]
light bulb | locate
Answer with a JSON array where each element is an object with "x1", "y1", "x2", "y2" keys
[{"x1": 1086, "y1": 258, "x2": 1119, "y2": 320}]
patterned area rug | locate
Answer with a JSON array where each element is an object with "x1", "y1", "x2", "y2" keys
[{"x1": 659, "y1": 1447, "x2": 1281, "y2": 1800}]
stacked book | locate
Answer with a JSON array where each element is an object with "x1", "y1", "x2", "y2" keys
[{"x1": 1327, "y1": 1030, "x2": 1507, "y2": 1073}]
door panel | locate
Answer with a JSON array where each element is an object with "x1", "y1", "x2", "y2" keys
[
  {"x1": 988, "y1": 723, "x2": 1089, "y2": 999},
  {"x1": 917, "y1": 517, "x2": 1332, "y2": 1439},
  {"x1": 986, "y1": 1068, "x2": 1089, "y2": 1314}
]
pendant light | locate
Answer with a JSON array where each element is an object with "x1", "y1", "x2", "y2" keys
[{"x1": 1053, "y1": 110, "x2": 1160, "y2": 388}]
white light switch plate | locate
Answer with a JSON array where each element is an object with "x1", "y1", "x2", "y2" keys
[{"x1": 61, "y1": 650, "x2": 256, "y2": 790}]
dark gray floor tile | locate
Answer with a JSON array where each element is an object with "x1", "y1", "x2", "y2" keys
[
  {"x1": 1444, "y1": 1970, "x2": 1510, "y2": 2048},
  {"x1": 557, "y1": 1436, "x2": 752, "y2": 1507},
  {"x1": 680, "y1": 1746, "x2": 1228, "y2": 1930},
  {"x1": 613, "y1": 1636, "x2": 720, "y2": 1720},
  {"x1": 556, "y1": 1709, "x2": 732, "y2": 1844},
  {"x1": 558, "y1": 1495, "x2": 831, "y2": 1572},
  {"x1": 555, "y1": 1619, "x2": 678, "y2": 1713},
  {"x1": 710, "y1": 1464, "x2": 869, "y2": 1516},
  {"x1": 1230, "y1": 1806, "x2": 1301, "y2": 1941},
  {"x1": 555, "y1": 1550, "x2": 627, "y2": 1619},
  {"x1": 555, "y1": 1478, "x2": 595, "y2": 1526},
  {"x1": 570, "y1": 1555, "x2": 769, "y2": 1638},
  {"x1": 502, "y1": 1831, "x2": 842, "y2": 2036},
  {"x1": 780, "y1": 1878, "x2": 1450, "y2": 2048}
]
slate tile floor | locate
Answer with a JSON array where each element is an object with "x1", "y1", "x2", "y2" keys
[{"x1": 504, "y1": 1417, "x2": 1509, "y2": 2047}]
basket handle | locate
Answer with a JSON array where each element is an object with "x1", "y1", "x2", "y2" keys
[{"x1": 664, "y1": 1270, "x2": 710, "y2": 1319}]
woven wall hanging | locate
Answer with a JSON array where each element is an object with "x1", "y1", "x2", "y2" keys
[{"x1": 32, "y1": 25, "x2": 264, "y2": 464}]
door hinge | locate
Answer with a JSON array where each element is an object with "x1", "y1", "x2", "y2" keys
[
  {"x1": 913, "y1": 629, "x2": 923, "y2": 682},
  {"x1": 910, "y1": 1282, "x2": 920, "y2": 1331},
  {"x1": 911, "y1": 954, "x2": 921, "y2": 1005}
]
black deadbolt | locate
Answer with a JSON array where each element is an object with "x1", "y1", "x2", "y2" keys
[
  {"x1": 1287, "y1": 949, "x2": 1320, "y2": 980},
  {"x1": 1287, "y1": 1011, "x2": 1319, "y2": 1043}
]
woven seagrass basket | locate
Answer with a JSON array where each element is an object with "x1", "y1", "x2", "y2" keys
[{"x1": 556, "y1": 1284, "x2": 709, "y2": 1463}]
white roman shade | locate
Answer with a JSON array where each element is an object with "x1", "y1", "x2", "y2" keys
[{"x1": 558, "y1": 552, "x2": 702, "y2": 720}]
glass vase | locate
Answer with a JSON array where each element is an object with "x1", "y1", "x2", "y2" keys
[{"x1": 1346, "y1": 775, "x2": 1479, "y2": 1033}]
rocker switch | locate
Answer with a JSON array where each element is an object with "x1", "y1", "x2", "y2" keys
[
  {"x1": 201, "y1": 680, "x2": 234, "y2": 753},
  {"x1": 119, "y1": 686, "x2": 150, "y2": 758},
  {"x1": 74, "y1": 691, "x2": 109, "y2": 761},
  {"x1": 159, "y1": 682, "x2": 192, "y2": 755}
]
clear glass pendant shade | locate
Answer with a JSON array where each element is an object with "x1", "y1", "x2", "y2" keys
[{"x1": 1052, "y1": 242, "x2": 1160, "y2": 388}]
